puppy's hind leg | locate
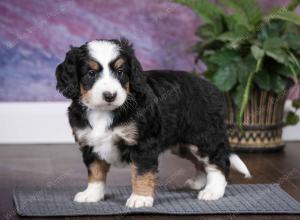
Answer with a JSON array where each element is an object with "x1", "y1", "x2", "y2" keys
[
  {"x1": 184, "y1": 170, "x2": 207, "y2": 190},
  {"x1": 189, "y1": 145, "x2": 228, "y2": 200},
  {"x1": 198, "y1": 163, "x2": 227, "y2": 200},
  {"x1": 171, "y1": 145, "x2": 207, "y2": 190}
]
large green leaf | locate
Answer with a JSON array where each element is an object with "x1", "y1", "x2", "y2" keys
[
  {"x1": 192, "y1": 39, "x2": 225, "y2": 58},
  {"x1": 265, "y1": 8, "x2": 300, "y2": 26},
  {"x1": 254, "y1": 70, "x2": 272, "y2": 91},
  {"x1": 251, "y1": 45, "x2": 265, "y2": 60},
  {"x1": 263, "y1": 38, "x2": 289, "y2": 63},
  {"x1": 224, "y1": 15, "x2": 237, "y2": 30},
  {"x1": 175, "y1": 0, "x2": 225, "y2": 36},
  {"x1": 193, "y1": 32, "x2": 228, "y2": 54},
  {"x1": 265, "y1": 48, "x2": 289, "y2": 63},
  {"x1": 285, "y1": 34, "x2": 300, "y2": 51},
  {"x1": 282, "y1": 54, "x2": 300, "y2": 81},
  {"x1": 270, "y1": 74, "x2": 286, "y2": 94},
  {"x1": 217, "y1": 26, "x2": 251, "y2": 47},
  {"x1": 231, "y1": 84, "x2": 244, "y2": 108},
  {"x1": 277, "y1": 65, "x2": 295, "y2": 78},
  {"x1": 174, "y1": 0, "x2": 223, "y2": 24},
  {"x1": 208, "y1": 49, "x2": 240, "y2": 66},
  {"x1": 212, "y1": 65, "x2": 238, "y2": 91},
  {"x1": 263, "y1": 37, "x2": 288, "y2": 49},
  {"x1": 258, "y1": 21, "x2": 285, "y2": 41},
  {"x1": 287, "y1": 0, "x2": 300, "y2": 11},
  {"x1": 221, "y1": 0, "x2": 262, "y2": 27},
  {"x1": 237, "y1": 56, "x2": 256, "y2": 84},
  {"x1": 196, "y1": 24, "x2": 217, "y2": 38}
]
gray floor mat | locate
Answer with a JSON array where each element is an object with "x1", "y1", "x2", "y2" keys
[{"x1": 13, "y1": 184, "x2": 300, "y2": 216}]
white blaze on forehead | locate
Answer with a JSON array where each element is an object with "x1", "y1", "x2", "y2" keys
[
  {"x1": 87, "y1": 40, "x2": 120, "y2": 65},
  {"x1": 83, "y1": 40, "x2": 127, "y2": 110}
]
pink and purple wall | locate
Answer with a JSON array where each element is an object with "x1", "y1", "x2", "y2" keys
[{"x1": 0, "y1": 0, "x2": 297, "y2": 101}]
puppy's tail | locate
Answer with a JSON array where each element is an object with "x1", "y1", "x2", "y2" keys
[{"x1": 229, "y1": 153, "x2": 251, "y2": 178}]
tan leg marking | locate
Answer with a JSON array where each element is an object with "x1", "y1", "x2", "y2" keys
[
  {"x1": 131, "y1": 164, "x2": 156, "y2": 197},
  {"x1": 74, "y1": 159, "x2": 110, "y2": 203},
  {"x1": 88, "y1": 159, "x2": 110, "y2": 183}
]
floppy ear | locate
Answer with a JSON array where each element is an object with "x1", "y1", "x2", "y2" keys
[
  {"x1": 129, "y1": 53, "x2": 145, "y2": 94},
  {"x1": 117, "y1": 38, "x2": 146, "y2": 95},
  {"x1": 55, "y1": 47, "x2": 80, "y2": 99},
  {"x1": 128, "y1": 44, "x2": 157, "y2": 106}
]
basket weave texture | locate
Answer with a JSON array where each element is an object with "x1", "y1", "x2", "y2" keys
[{"x1": 225, "y1": 89, "x2": 286, "y2": 151}]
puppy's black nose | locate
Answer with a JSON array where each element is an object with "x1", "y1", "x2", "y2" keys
[{"x1": 103, "y1": 91, "x2": 117, "y2": 103}]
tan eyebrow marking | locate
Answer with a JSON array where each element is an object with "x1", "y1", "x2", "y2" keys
[
  {"x1": 114, "y1": 57, "x2": 125, "y2": 69},
  {"x1": 87, "y1": 60, "x2": 100, "y2": 70}
]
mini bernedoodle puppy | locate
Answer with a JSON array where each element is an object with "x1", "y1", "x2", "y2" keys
[{"x1": 55, "y1": 38, "x2": 251, "y2": 208}]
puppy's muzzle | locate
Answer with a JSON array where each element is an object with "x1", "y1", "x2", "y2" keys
[{"x1": 103, "y1": 91, "x2": 117, "y2": 103}]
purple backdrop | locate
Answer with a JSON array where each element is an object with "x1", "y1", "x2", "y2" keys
[{"x1": 0, "y1": 0, "x2": 297, "y2": 101}]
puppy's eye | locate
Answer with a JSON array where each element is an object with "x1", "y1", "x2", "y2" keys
[
  {"x1": 117, "y1": 69, "x2": 123, "y2": 75},
  {"x1": 87, "y1": 70, "x2": 96, "y2": 77}
]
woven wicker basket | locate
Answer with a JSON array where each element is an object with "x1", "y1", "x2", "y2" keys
[{"x1": 225, "y1": 89, "x2": 287, "y2": 152}]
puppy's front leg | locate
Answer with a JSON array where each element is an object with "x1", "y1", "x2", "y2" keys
[
  {"x1": 74, "y1": 150, "x2": 110, "y2": 203},
  {"x1": 126, "y1": 164, "x2": 156, "y2": 208}
]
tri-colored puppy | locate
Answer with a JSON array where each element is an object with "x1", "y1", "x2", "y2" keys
[{"x1": 55, "y1": 38, "x2": 251, "y2": 208}]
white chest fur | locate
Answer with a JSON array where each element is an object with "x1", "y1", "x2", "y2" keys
[
  {"x1": 75, "y1": 110, "x2": 120, "y2": 166},
  {"x1": 75, "y1": 110, "x2": 138, "y2": 166}
]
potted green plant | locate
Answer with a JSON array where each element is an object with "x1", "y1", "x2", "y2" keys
[{"x1": 175, "y1": 0, "x2": 300, "y2": 151}]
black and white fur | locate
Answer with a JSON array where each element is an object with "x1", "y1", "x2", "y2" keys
[{"x1": 55, "y1": 38, "x2": 251, "y2": 208}]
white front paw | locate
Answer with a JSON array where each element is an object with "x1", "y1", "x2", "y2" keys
[
  {"x1": 74, "y1": 191, "x2": 103, "y2": 203},
  {"x1": 74, "y1": 182, "x2": 105, "y2": 203},
  {"x1": 197, "y1": 187, "x2": 225, "y2": 200},
  {"x1": 125, "y1": 194, "x2": 154, "y2": 208}
]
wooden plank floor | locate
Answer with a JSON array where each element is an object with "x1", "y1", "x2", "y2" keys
[{"x1": 0, "y1": 142, "x2": 300, "y2": 220}]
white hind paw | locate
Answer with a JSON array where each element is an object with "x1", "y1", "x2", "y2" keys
[
  {"x1": 184, "y1": 178, "x2": 206, "y2": 190},
  {"x1": 184, "y1": 172, "x2": 207, "y2": 190},
  {"x1": 198, "y1": 188, "x2": 225, "y2": 200}
]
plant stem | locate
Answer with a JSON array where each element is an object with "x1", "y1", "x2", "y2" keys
[{"x1": 238, "y1": 57, "x2": 263, "y2": 128}]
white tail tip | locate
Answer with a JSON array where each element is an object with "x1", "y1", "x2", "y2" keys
[{"x1": 229, "y1": 154, "x2": 251, "y2": 178}]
